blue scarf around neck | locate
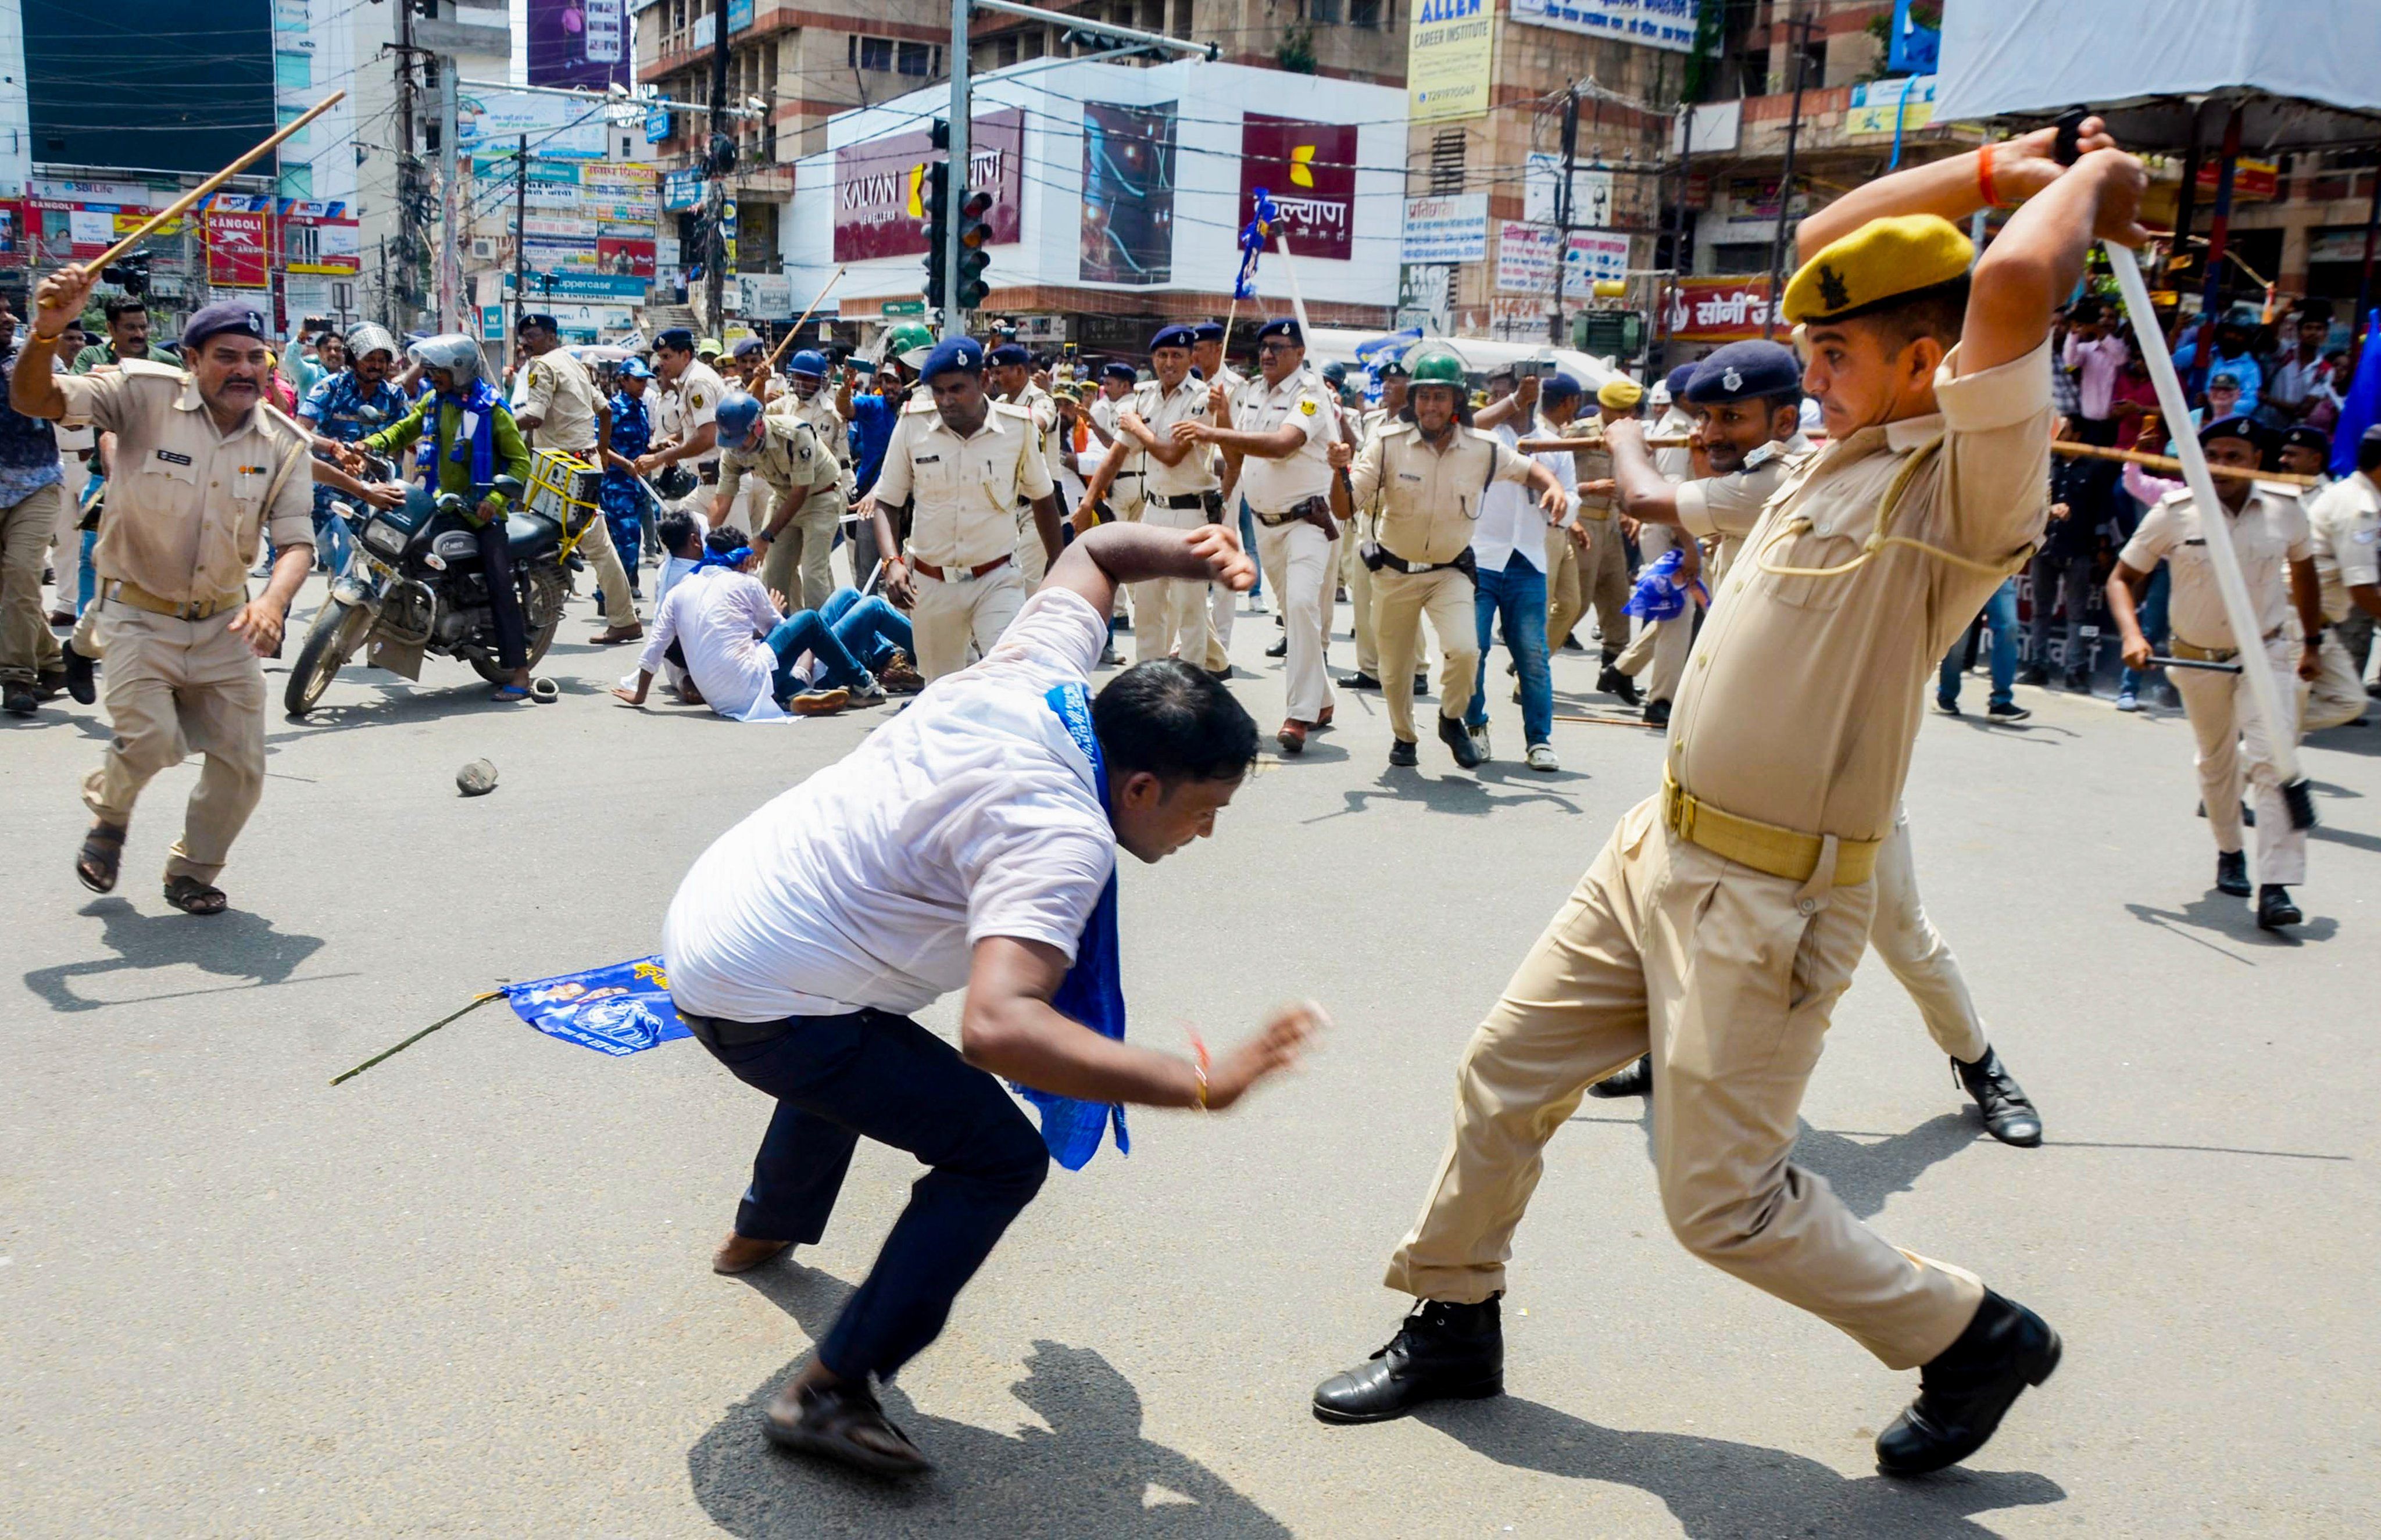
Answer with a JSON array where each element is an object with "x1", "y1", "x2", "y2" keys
[
  {"x1": 1014, "y1": 680, "x2": 1129, "y2": 1170},
  {"x1": 416, "y1": 377, "x2": 506, "y2": 490}
]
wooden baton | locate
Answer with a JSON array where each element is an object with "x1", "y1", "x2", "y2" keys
[{"x1": 761, "y1": 264, "x2": 849, "y2": 373}]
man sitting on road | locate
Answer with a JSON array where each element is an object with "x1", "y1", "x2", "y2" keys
[{"x1": 613, "y1": 525, "x2": 878, "y2": 720}]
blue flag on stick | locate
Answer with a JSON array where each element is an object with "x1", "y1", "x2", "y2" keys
[
  {"x1": 1235, "y1": 187, "x2": 1280, "y2": 301},
  {"x1": 503, "y1": 957, "x2": 691, "y2": 1056},
  {"x1": 2330, "y1": 312, "x2": 2380, "y2": 480}
]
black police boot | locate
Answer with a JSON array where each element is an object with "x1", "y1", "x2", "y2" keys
[
  {"x1": 61, "y1": 640, "x2": 95, "y2": 705},
  {"x1": 1438, "y1": 712, "x2": 1482, "y2": 769},
  {"x1": 1951, "y1": 1047, "x2": 2042, "y2": 1147},
  {"x1": 2257, "y1": 884, "x2": 2303, "y2": 931},
  {"x1": 2214, "y1": 850, "x2": 2251, "y2": 897},
  {"x1": 1388, "y1": 738, "x2": 1418, "y2": 768},
  {"x1": 2, "y1": 682, "x2": 34, "y2": 717},
  {"x1": 1597, "y1": 662, "x2": 1641, "y2": 706},
  {"x1": 1643, "y1": 697, "x2": 1671, "y2": 728},
  {"x1": 1875, "y1": 1290, "x2": 2061, "y2": 1475},
  {"x1": 1312, "y1": 1296, "x2": 1503, "y2": 1424},
  {"x1": 1339, "y1": 671, "x2": 1382, "y2": 691},
  {"x1": 1588, "y1": 1054, "x2": 1651, "y2": 1099},
  {"x1": 1265, "y1": 636, "x2": 1288, "y2": 658}
]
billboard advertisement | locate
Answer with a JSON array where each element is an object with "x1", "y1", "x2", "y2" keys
[
  {"x1": 1664, "y1": 275, "x2": 1776, "y2": 342},
  {"x1": 1407, "y1": 0, "x2": 1495, "y2": 124},
  {"x1": 458, "y1": 89, "x2": 610, "y2": 160},
  {"x1": 1079, "y1": 101, "x2": 1177, "y2": 286},
  {"x1": 205, "y1": 204, "x2": 271, "y2": 289},
  {"x1": 833, "y1": 108, "x2": 1024, "y2": 263},
  {"x1": 1495, "y1": 221, "x2": 1629, "y2": 297},
  {"x1": 597, "y1": 236, "x2": 656, "y2": 277},
  {"x1": 1510, "y1": 0, "x2": 1704, "y2": 53},
  {"x1": 280, "y1": 202, "x2": 362, "y2": 275},
  {"x1": 1400, "y1": 194, "x2": 1488, "y2": 264},
  {"x1": 1238, "y1": 114, "x2": 1358, "y2": 263},
  {"x1": 527, "y1": 0, "x2": 630, "y2": 90}
]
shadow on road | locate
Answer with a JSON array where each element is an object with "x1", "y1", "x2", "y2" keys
[
  {"x1": 688, "y1": 1263, "x2": 1290, "y2": 1538},
  {"x1": 1415, "y1": 1395, "x2": 2064, "y2": 1538},
  {"x1": 1570, "y1": 1109, "x2": 1982, "y2": 1224},
  {"x1": 2123, "y1": 895, "x2": 2338, "y2": 955},
  {"x1": 22, "y1": 898, "x2": 333, "y2": 1013}
]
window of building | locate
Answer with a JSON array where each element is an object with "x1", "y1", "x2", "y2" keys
[
  {"x1": 858, "y1": 36, "x2": 892, "y2": 71},
  {"x1": 1309, "y1": 0, "x2": 1343, "y2": 23},
  {"x1": 992, "y1": 34, "x2": 1018, "y2": 67},
  {"x1": 1139, "y1": 0, "x2": 1164, "y2": 30},
  {"x1": 1172, "y1": 0, "x2": 1193, "y2": 35},
  {"x1": 897, "y1": 40, "x2": 931, "y2": 76},
  {"x1": 1429, "y1": 128, "x2": 1466, "y2": 195},
  {"x1": 1352, "y1": 0, "x2": 1383, "y2": 27}
]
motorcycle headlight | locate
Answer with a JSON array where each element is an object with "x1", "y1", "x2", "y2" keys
[
  {"x1": 431, "y1": 530, "x2": 480, "y2": 561},
  {"x1": 361, "y1": 514, "x2": 410, "y2": 559}
]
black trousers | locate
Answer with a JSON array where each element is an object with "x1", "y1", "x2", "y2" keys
[
  {"x1": 471, "y1": 521, "x2": 530, "y2": 671},
  {"x1": 690, "y1": 1007, "x2": 1049, "y2": 1383}
]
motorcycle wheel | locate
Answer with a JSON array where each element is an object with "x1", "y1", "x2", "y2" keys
[
  {"x1": 469, "y1": 564, "x2": 569, "y2": 684},
  {"x1": 285, "y1": 597, "x2": 371, "y2": 716}
]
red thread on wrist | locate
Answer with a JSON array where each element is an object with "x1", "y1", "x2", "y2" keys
[{"x1": 1977, "y1": 149, "x2": 2001, "y2": 210}]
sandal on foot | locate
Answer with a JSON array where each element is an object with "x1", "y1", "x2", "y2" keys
[
  {"x1": 762, "y1": 1380, "x2": 931, "y2": 1477},
  {"x1": 76, "y1": 822, "x2": 127, "y2": 894},
  {"x1": 162, "y1": 875, "x2": 228, "y2": 916},
  {"x1": 490, "y1": 683, "x2": 531, "y2": 703}
]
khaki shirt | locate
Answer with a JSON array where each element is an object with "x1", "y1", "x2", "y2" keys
[
  {"x1": 1668, "y1": 339, "x2": 2054, "y2": 844},
  {"x1": 662, "y1": 360, "x2": 728, "y2": 470},
  {"x1": 718, "y1": 415, "x2": 842, "y2": 508},
  {"x1": 1651, "y1": 404, "x2": 1696, "y2": 483},
  {"x1": 1234, "y1": 366, "x2": 1337, "y2": 515},
  {"x1": 1131, "y1": 376, "x2": 1219, "y2": 498},
  {"x1": 1675, "y1": 434, "x2": 1813, "y2": 574},
  {"x1": 874, "y1": 399, "x2": 1054, "y2": 568},
  {"x1": 520, "y1": 346, "x2": 600, "y2": 454},
  {"x1": 772, "y1": 386, "x2": 851, "y2": 470},
  {"x1": 56, "y1": 360, "x2": 314, "y2": 604},
  {"x1": 1008, "y1": 382, "x2": 1066, "y2": 492},
  {"x1": 2119, "y1": 485, "x2": 2313, "y2": 650},
  {"x1": 2303, "y1": 470, "x2": 2381, "y2": 624},
  {"x1": 1352, "y1": 421, "x2": 1534, "y2": 565}
]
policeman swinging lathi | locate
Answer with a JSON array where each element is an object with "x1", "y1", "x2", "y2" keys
[{"x1": 1311, "y1": 119, "x2": 2148, "y2": 1475}]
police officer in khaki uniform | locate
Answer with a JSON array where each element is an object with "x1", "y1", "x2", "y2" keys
[
  {"x1": 1344, "y1": 348, "x2": 1562, "y2": 769},
  {"x1": 1191, "y1": 320, "x2": 1249, "y2": 677},
  {"x1": 1338, "y1": 358, "x2": 1420, "y2": 696},
  {"x1": 868, "y1": 337, "x2": 1060, "y2": 681},
  {"x1": 1607, "y1": 363, "x2": 1711, "y2": 724},
  {"x1": 13, "y1": 284, "x2": 317, "y2": 916},
  {"x1": 988, "y1": 343, "x2": 1065, "y2": 586},
  {"x1": 638, "y1": 326, "x2": 730, "y2": 533},
  {"x1": 1563, "y1": 378, "x2": 1642, "y2": 701},
  {"x1": 514, "y1": 314, "x2": 640, "y2": 643},
  {"x1": 2108, "y1": 414, "x2": 2326, "y2": 933},
  {"x1": 1082, "y1": 325, "x2": 1218, "y2": 665},
  {"x1": 774, "y1": 349, "x2": 855, "y2": 522},
  {"x1": 1314, "y1": 125, "x2": 2147, "y2": 1475},
  {"x1": 2289, "y1": 423, "x2": 2375, "y2": 727},
  {"x1": 1175, "y1": 317, "x2": 1340, "y2": 754},
  {"x1": 712, "y1": 391, "x2": 843, "y2": 611},
  {"x1": 2304, "y1": 424, "x2": 2381, "y2": 692}
]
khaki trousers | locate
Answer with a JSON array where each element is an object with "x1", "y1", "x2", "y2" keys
[
  {"x1": 1387, "y1": 794, "x2": 1985, "y2": 1370},
  {"x1": 1254, "y1": 517, "x2": 1335, "y2": 724},
  {"x1": 2173, "y1": 635, "x2": 2306, "y2": 885},
  {"x1": 82, "y1": 602, "x2": 267, "y2": 885},
  {"x1": 1373, "y1": 565, "x2": 1476, "y2": 744},
  {"x1": 1867, "y1": 810, "x2": 1989, "y2": 1063},
  {"x1": 1013, "y1": 505, "x2": 1050, "y2": 588},
  {"x1": 2303, "y1": 629, "x2": 2366, "y2": 732},
  {"x1": 1544, "y1": 524, "x2": 1586, "y2": 651},
  {"x1": 1132, "y1": 503, "x2": 1212, "y2": 665},
  {"x1": 574, "y1": 506, "x2": 639, "y2": 627},
  {"x1": 909, "y1": 562, "x2": 1027, "y2": 682},
  {"x1": 760, "y1": 493, "x2": 843, "y2": 614},
  {"x1": 1613, "y1": 525, "x2": 1692, "y2": 703},
  {"x1": 1342, "y1": 517, "x2": 1381, "y2": 677},
  {"x1": 1, "y1": 483, "x2": 66, "y2": 684},
  {"x1": 1580, "y1": 514, "x2": 1632, "y2": 657}
]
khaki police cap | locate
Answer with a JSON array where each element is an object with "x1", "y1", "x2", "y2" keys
[
  {"x1": 1783, "y1": 213, "x2": 1975, "y2": 325},
  {"x1": 1597, "y1": 377, "x2": 1644, "y2": 410}
]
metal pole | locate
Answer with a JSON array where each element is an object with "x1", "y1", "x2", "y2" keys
[
  {"x1": 706, "y1": 0, "x2": 731, "y2": 334},
  {"x1": 392, "y1": 2, "x2": 424, "y2": 329},
  {"x1": 1551, "y1": 84, "x2": 1578, "y2": 346},
  {"x1": 438, "y1": 67, "x2": 459, "y2": 332},
  {"x1": 1762, "y1": 3, "x2": 1810, "y2": 340},
  {"x1": 944, "y1": 0, "x2": 970, "y2": 337},
  {"x1": 512, "y1": 135, "x2": 529, "y2": 351},
  {"x1": 1660, "y1": 94, "x2": 1694, "y2": 377}
]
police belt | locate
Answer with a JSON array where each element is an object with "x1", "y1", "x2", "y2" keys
[
  {"x1": 1253, "y1": 495, "x2": 1331, "y2": 528},
  {"x1": 1154, "y1": 490, "x2": 1222, "y2": 511},
  {"x1": 907, "y1": 552, "x2": 1012, "y2": 583},
  {"x1": 106, "y1": 579, "x2": 248, "y2": 622},
  {"x1": 1373, "y1": 545, "x2": 1476, "y2": 581},
  {"x1": 1661, "y1": 769, "x2": 1880, "y2": 887},
  {"x1": 2168, "y1": 631, "x2": 2279, "y2": 664}
]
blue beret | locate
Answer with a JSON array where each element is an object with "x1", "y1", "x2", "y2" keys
[
  {"x1": 1375, "y1": 355, "x2": 1410, "y2": 378},
  {"x1": 1683, "y1": 341, "x2": 1801, "y2": 405},
  {"x1": 655, "y1": 327, "x2": 696, "y2": 352},
  {"x1": 617, "y1": 357, "x2": 653, "y2": 379},
  {"x1": 1190, "y1": 321, "x2": 1225, "y2": 343},
  {"x1": 2279, "y1": 424, "x2": 2330, "y2": 456},
  {"x1": 730, "y1": 336, "x2": 767, "y2": 357},
  {"x1": 1663, "y1": 362, "x2": 1700, "y2": 400},
  {"x1": 1256, "y1": 317, "x2": 1302, "y2": 344},
  {"x1": 521, "y1": 313, "x2": 560, "y2": 332},
  {"x1": 180, "y1": 300, "x2": 267, "y2": 353},
  {"x1": 988, "y1": 343, "x2": 1031, "y2": 366},
  {"x1": 1542, "y1": 371, "x2": 1585, "y2": 402},
  {"x1": 1150, "y1": 324, "x2": 1197, "y2": 352},
  {"x1": 921, "y1": 336, "x2": 986, "y2": 379},
  {"x1": 1321, "y1": 360, "x2": 1348, "y2": 384},
  {"x1": 1102, "y1": 360, "x2": 1138, "y2": 382},
  {"x1": 2198, "y1": 414, "x2": 2265, "y2": 450}
]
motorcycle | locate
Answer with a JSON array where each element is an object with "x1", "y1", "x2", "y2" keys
[{"x1": 283, "y1": 453, "x2": 581, "y2": 716}]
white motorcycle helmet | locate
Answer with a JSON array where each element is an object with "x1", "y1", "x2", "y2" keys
[{"x1": 408, "y1": 333, "x2": 488, "y2": 391}]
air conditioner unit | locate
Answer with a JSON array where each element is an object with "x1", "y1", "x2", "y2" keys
[{"x1": 471, "y1": 238, "x2": 496, "y2": 261}]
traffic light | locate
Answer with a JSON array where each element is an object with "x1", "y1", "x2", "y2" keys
[
  {"x1": 955, "y1": 188, "x2": 994, "y2": 310},
  {"x1": 920, "y1": 159, "x2": 951, "y2": 308}
]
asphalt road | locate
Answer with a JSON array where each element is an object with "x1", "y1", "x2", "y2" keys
[{"x1": 6, "y1": 573, "x2": 2377, "y2": 1538}]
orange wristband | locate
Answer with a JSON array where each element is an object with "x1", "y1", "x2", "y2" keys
[{"x1": 1976, "y1": 147, "x2": 2003, "y2": 209}]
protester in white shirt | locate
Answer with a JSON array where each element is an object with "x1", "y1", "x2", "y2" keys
[
  {"x1": 612, "y1": 525, "x2": 873, "y2": 719},
  {"x1": 1458, "y1": 374, "x2": 1583, "y2": 771},
  {"x1": 660, "y1": 520, "x2": 1320, "y2": 1478}
]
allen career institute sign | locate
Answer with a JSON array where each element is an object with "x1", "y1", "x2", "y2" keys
[{"x1": 832, "y1": 109, "x2": 1025, "y2": 264}]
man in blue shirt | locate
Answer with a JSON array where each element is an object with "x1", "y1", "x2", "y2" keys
[
  {"x1": 297, "y1": 323, "x2": 409, "y2": 571},
  {"x1": 2173, "y1": 317, "x2": 2263, "y2": 419},
  {"x1": 0, "y1": 295, "x2": 67, "y2": 714},
  {"x1": 598, "y1": 357, "x2": 656, "y2": 593}
]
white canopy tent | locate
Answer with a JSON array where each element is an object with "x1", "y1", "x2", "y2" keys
[{"x1": 1931, "y1": 0, "x2": 2381, "y2": 151}]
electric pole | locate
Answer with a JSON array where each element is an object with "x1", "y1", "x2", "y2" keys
[
  {"x1": 393, "y1": 0, "x2": 428, "y2": 329},
  {"x1": 1551, "y1": 83, "x2": 1579, "y2": 347},
  {"x1": 705, "y1": 0, "x2": 731, "y2": 332},
  {"x1": 1762, "y1": 3, "x2": 1814, "y2": 339},
  {"x1": 512, "y1": 135, "x2": 530, "y2": 349},
  {"x1": 943, "y1": 0, "x2": 969, "y2": 338}
]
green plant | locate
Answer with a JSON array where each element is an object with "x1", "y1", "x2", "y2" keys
[{"x1": 1276, "y1": 23, "x2": 1317, "y2": 76}]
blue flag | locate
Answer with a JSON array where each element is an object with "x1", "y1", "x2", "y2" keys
[
  {"x1": 2330, "y1": 313, "x2": 2380, "y2": 481},
  {"x1": 1888, "y1": 0, "x2": 1940, "y2": 74},
  {"x1": 1235, "y1": 188, "x2": 1280, "y2": 302},
  {"x1": 502, "y1": 957, "x2": 692, "y2": 1056}
]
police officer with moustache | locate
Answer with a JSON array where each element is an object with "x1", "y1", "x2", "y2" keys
[
  {"x1": 1172, "y1": 317, "x2": 1340, "y2": 754},
  {"x1": 2107, "y1": 415, "x2": 2326, "y2": 932},
  {"x1": 1081, "y1": 325, "x2": 1220, "y2": 666},
  {"x1": 14, "y1": 281, "x2": 317, "y2": 917},
  {"x1": 712, "y1": 391, "x2": 844, "y2": 613},
  {"x1": 778, "y1": 350, "x2": 855, "y2": 497},
  {"x1": 1081, "y1": 361, "x2": 1145, "y2": 524},
  {"x1": 988, "y1": 343, "x2": 1067, "y2": 586},
  {"x1": 1342, "y1": 349, "x2": 1564, "y2": 769},
  {"x1": 1339, "y1": 357, "x2": 1426, "y2": 697},
  {"x1": 868, "y1": 337, "x2": 1062, "y2": 682},
  {"x1": 637, "y1": 326, "x2": 730, "y2": 528},
  {"x1": 1190, "y1": 320, "x2": 1250, "y2": 677},
  {"x1": 514, "y1": 314, "x2": 639, "y2": 644},
  {"x1": 1314, "y1": 121, "x2": 2145, "y2": 1474}
]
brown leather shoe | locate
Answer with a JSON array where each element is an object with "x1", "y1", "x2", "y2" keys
[
  {"x1": 712, "y1": 1231, "x2": 793, "y2": 1274},
  {"x1": 591, "y1": 624, "x2": 645, "y2": 645},
  {"x1": 788, "y1": 686, "x2": 851, "y2": 716},
  {"x1": 1277, "y1": 718, "x2": 1307, "y2": 755},
  {"x1": 1314, "y1": 703, "x2": 1335, "y2": 729}
]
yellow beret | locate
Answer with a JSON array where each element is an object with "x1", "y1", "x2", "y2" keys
[
  {"x1": 1782, "y1": 213, "x2": 1975, "y2": 325},
  {"x1": 1597, "y1": 377, "x2": 1643, "y2": 410}
]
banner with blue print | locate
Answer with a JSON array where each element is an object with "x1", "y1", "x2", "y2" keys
[{"x1": 503, "y1": 957, "x2": 692, "y2": 1056}]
